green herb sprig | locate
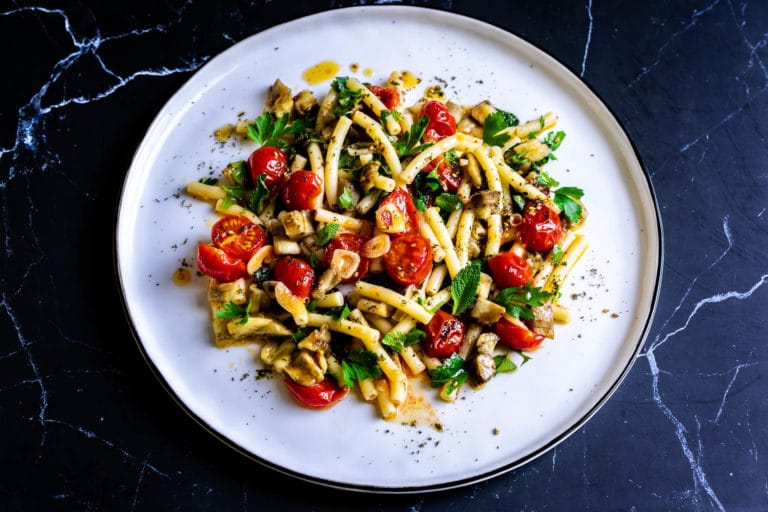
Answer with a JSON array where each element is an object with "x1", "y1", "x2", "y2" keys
[{"x1": 450, "y1": 260, "x2": 482, "y2": 316}]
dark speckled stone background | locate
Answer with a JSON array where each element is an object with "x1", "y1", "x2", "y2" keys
[{"x1": 1, "y1": 1, "x2": 766, "y2": 510}]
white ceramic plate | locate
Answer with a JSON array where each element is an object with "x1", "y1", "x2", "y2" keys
[{"x1": 116, "y1": 6, "x2": 661, "y2": 492}]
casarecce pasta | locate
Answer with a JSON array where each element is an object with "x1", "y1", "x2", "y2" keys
[{"x1": 187, "y1": 71, "x2": 588, "y2": 420}]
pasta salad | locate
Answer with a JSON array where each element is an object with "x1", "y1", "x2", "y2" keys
[{"x1": 187, "y1": 71, "x2": 587, "y2": 420}]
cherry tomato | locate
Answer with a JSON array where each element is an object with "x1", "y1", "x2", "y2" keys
[
  {"x1": 420, "y1": 100, "x2": 456, "y2": 142},
  {"x1": 423, "y1": 310, "x2": 466, "y2": 358},
  {"x1": 280, "y1": 170, "x2": 322, "y2": 210},
  {"x1": 375, "y1": 187, "x2": 419, "y2": 236},
  {"x1": 518, "y1": 201, "x2": 564, "y2": 253},
  {"x1": 272, "y1": 256, "x2": 315, "y2": 299},
  {"x1": 211, "y1": 215, "x2": 266, "y2": 262},
  {"x1": 423, "y1": 155, "x2": 461, "y2": 192},
  {"x1": 324, "y1": 233, "x2": 371, "y2": 284},
  {"x1": 495, "y1": 316, "x2": 545, "y2": 351},
  {"x1": 248, "y1": 146, "x2": 288, "y2": 190},
  {"x1": 367, "y1": 85, "x2": 401, "y2": 110},
  {"x1": 487, "y1": 251, "x2": 533, "y2": 289},
  {"x1": 196, "y1": 243, "x2": 248, "y2": 282},
  {"x1": 383, "y1": 233, "x2": 433, "y2": 287},
  {"x1": 284, "y1": 378, "x2": 349, "y2": 408}
]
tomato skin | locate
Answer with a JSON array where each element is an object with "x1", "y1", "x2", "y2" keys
[
  {"x1": 367, "y1": 85, "x2": 400, "y2": 110},
  {"x1": 495, "y1": 316, "x2": 545, "y2": 351},
  {"x1": 197, "y1": 243, "x2": 248, "y2": 282},
  {"x1": 518, "y1": 201, "x2": 564, "y2": 253},
  {"x1": 272, "y1": 256, "x2": 315, "y2": 299},
  {"x1": 424, "y1": 310, "x2": 466, "y2": 358},
  {"x1": 487, "y1": 251, "x2": 533, "y2": 289},
  {"x1": 211, "y1": 215, "x2": 266, "y2": 262},
  {"x1": 248, "y1": 146, "x2": 288, "y2": 190},
  {"x1": 284, "y1": 378, "x2": 349, "y2": 408},
  {"x1": 324, "y1": 233, "x2": 371, "y2": 284},
  {"x1": 280, "y1": 170, "x2": 322, "y2": 210},
  {"x1": 420, "y1": 101, "x2": 456, "y2": 142},
  {"x1": 423, "y1": 155, "x2": 461, "y2": 193},
  {"x1": 383, "y1": 233, "x2": 433, "y2": 287},
  {"x1": 375, "y1": 187, "x2": 420, "y2": 236}
]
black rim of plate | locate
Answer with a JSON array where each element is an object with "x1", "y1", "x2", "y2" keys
[{"x1": 113, "y1": 5, "x2": 664, "y2": 494}]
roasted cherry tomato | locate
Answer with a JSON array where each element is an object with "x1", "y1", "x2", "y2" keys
[
  {"x1": 211, "y1": 215, "x2": 266, "y2": 262},
  {"x1": 495, "y1": 316, "x2": 545, "y2": 351},
  {"x1": 272, "y1": 256, "x2": 315, "y2": 299},
  {"x1": 487, "y1": 251, "x2": 533, "y2": 289},
  {"x1": 324, "y1": 233, "x2": 371, "y2": 284},
  {"x1": 196, "y1": 243, "x2": 248, "y2": 282},
  {"x1": 248, "y1": 146, "x2": 288, "y2": 190},
  {"x1": 367, "y1": 85, "x2": 401, "y2": 110},
  {"x1": 284, "y1": 378, "x2": 349, "y2": 409},
  {"x1": 383, "y1": 233, "x2": 433, "y2": 287},
  {"x1": 518, "y1": 201, "x2": 564, "y2": 253},
  {"x1": 424, "y1": 310, "x2": 466, "y2": 358},
  {"x1": 280, "y1": 170, "x2": 322, "y2": 210},
  {"x1": 420, "y1": 100, "x2": 456, "y2": 142},
  {"x1": 375, "y1": 187, "x2": 419, "y2": 236},
  {"x1": 423, "y1": 155, "x2": 461, "y2": 193}
]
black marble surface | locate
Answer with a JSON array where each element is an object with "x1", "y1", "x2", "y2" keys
[{"x1": 1, "y1": 0, "x2": 766, "y2": 510}]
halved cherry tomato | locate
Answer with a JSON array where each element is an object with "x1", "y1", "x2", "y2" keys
[
  {"x1": 420, "y1": 100, "x2": 456, "y2": 142},
  {"x1": 495, "y1": 316, "x2": 545, "y2": 351},
  {"x1": 324, "y1": 233, "x2": 371, "y2": 284},
  {"x1": 383, "y1": 233, "x2": 433, "y2": 287},
  {"x1": 367, "y1": 85, "x2": 401, "y2": 110},
  {"x1": 487, "y1": 251, "x2": 533, "y2": 289},
  {"x1": 423, "y1": 155, "x2": 461, "y2": 192},
  {"x1": 248, "y1": 146, "x2": 288, "y2": 190},
  {"x1": 518, "y1": 201, "x2": 563, "y2": 253},
  {"x1": 196, "y1": 243, "x2": 248, "y2": 282},
  {"x1": 424, "y1": 310, "x2": 466, "y2": 358},
  {"x1": 284, "y1": 378, "x2": 349, "y2": 409},
  {"x1": 280, "y1": 170, "x2": 322, "y2": 210},
  {"x1": 375, "y1": 187, "x2": 419, "y2": 236},
  {"x1": 211, "y1": 215, "x2": 266, "y2": 262},
  {"x1": 272, "y1": 256, "x2": 315, "y2": 299}
]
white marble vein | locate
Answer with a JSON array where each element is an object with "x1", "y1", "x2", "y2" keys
[
  {"x1": 640, "y1": 215, "x2": 768, "y2": 511},
  {"x1": 580, "y1": 0, "x2": 593, "y2": 77},
  {"x1": 45, "y1": 418, "x2": 168, "y2": 477},
  {"x1": 0, "y1": 5, "x2": 208, "y2": 182},
  {"x1": 628, "y1": 0, "x2": 721, "y2": 89}
]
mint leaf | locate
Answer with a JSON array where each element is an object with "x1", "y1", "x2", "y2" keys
[
  {"x1": 553, "y1": 186, "x2": 584, "y2": 223},
  {"x1": 483, "y1": 110, "x2": 519, "y2": 147},
  {"x1": 342, "y1": 349, "x2": 382, "y2": 387},
  {"x1": 450, "y1": 260, "x2": 482, "y2": 316},
  {"x1": 315, "y1": 223, "x2": 339, "y2": 246}
]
